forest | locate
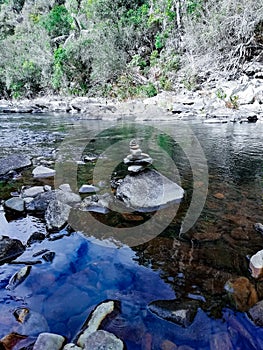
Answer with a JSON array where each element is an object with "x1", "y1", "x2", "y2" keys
[{"x1": 0, "y1": 0, "x2": 262, "y2": 99}]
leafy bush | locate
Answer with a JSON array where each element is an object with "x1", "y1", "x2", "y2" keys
[{"x1": 41, "y1": 5, "x2": 73, "y2": 37}]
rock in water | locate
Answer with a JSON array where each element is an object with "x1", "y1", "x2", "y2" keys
[
  {"x1": 77, "y1": 300, "x2": 120, "y2": 347},
  {"x1": 0, "y1": 154, "x2": 31, "y2": 176},
  {"x1": 33, "y1": 333, "x2": 65, "y2": 350},
  {"x1": 0, "y1": 236, "x2": 25, "y2": 264},
  {"x1": 249, "y1": 250, "x2": 263, "y2": 279},
  {"x1": 4, "y1": 197, "x2": 25, "y2": 213},
  {"x1": 32, "y1": 166, "x2": 56, "y2": 178},
  {"x1": 6, "y1": 265, "x2": 32, "y2": 290},
  {"x1": 45, "y1": 199, "x2": 71, "y2": 230},
  {"x1": 148, "y1": 300, "x2": 198, "y2": 327},
  {"x1": 82, "y1": 330, "x2": 124, "y2": 350},
  {"x1": 116, "y1": 169, "x2": 184, "y2": 211},
  {"x1": 248, "y1": 300, "x2": 263, "y2": 326}
]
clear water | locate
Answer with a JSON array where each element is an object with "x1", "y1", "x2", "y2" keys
[{"x1": 0, "y1": 113, "x2": 262, "y2": 349}]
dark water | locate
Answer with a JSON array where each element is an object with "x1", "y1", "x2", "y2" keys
[{"x1": 0, "y1": 113, "x2": 263, "y2": 349}]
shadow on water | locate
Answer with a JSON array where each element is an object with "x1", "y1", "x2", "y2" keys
[{"x1": 0, "y1": 115, "x2": 263, "y2": 349}]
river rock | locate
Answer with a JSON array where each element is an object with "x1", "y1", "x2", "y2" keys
[
  {"x1": 0, "y1": 333, "x2": 27, "y2": 349},
  {"x1": 248, "y1": 300, "x2": 263, "y2": 326},
  {"x1": 116, "y1": 169, "x2": 184, "y2": 211},
  {"x1": 63, "y1": 344, "x2": 82, "y2": 349},
  {"x1": 6, "y1": 265, "x2": 32, "y2": 290},
  {"x1": 4, "y1": 197, "x2": 25, "y2": 213},
  {"x1": 32, "y1": 165, "x2": 56, "y2": 178},
  {"x1": 77, "y1": 300, "x2": 119, "y2": 347},
  {"x1": 0, "y1": 154, "x2": 31, "y2": 176},
  {"x1": 82, "y1": 330, "x2": 124, "y2": 350},
  {"x1": 209, "y1": 332, "x2": 234, "y2": 350},
  {"x1": 78, "y1": 193, "x2": 111, "y2": 213},
  {"x1": 33, "y1": 332, "x2": 65, "y2": 350},
  {"x1": 79, "y1": 184, "x2": 100, "y2": 194},
  {"x1": 26, "y1": 190, "x2": 81, "y2": 213},
  {"x1": 254, "y1": 223, "x2": 263, "y2": 234},
  {"x1": 224, "y1": 277, "x2": 258, "y2": 311},
  {"x1": 249, "y1": 250, "x2": 263, "y2": 279},
  {"x1": 148, "y1": 300, "x2": 198, "y2": 327},
  {"x1": 45, "y1": 199, "x2": 71, "y2": 230},
  {"x1": 0, "y1": 235, "x2": 25, "y2": 264},
  {"x1": 22, "y1": 186, "x2": 45, "y2": 198}
]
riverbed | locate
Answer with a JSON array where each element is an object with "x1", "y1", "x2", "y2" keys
[{"x1": 0, "y1": 113, "x2": 263, "y2": 349}]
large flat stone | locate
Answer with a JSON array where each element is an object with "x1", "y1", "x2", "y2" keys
[
  {"x1": 0, "y1": 154, "x2": 31, "y2": 176},
  {"x1": 116, "y1": 169, "x2": 184, "y2": 212}
]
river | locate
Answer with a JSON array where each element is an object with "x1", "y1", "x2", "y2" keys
[{"x1": 0, "y1": 113, "x2": 262, "y2": 349}]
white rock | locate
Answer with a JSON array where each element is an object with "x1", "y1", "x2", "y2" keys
[
  {"x1": 63, "y1": 344, "x2": 82, "y2": 350},
  {"x1": 77, "y1": 301, "x2": 115, "y2": 347},
  {"x1": 79, "y1": 184, "x2": 99, "y2": 194},
  {"x1": 249, "y1": 250, "x2": 263, "y2": 278},
  {"x1": 32, "y1": 166, "x2": 56, "y2": 178},
  {"x1": 22, "y1": 186, "x2": 44, "y2": 198},
  {"x1": 33, "y1": 333, "x2": 65, "y2": 350},
  {"x1": 59, "y1": 184, "x2": 72, "y2": 192},
  {"x1": 45, "y1": 199, "x2": 71, "y2": 230}
]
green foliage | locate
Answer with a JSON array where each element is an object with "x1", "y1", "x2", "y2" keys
[
  {"x1": 41, "y1": 5, "x2": 73, "y2": 37},
  {"x1": 216, "y1": 88, "x2": 227, "y2": 100},
  {"x1": 186, "y1": 0, "x2": 203, "y2": 17},
  {"x1": 129, "y1": 54, "x2": 147, "y2": 69}
]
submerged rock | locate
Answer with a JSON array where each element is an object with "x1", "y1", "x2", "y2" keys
[
  {"x1": 14, "y1": 308, "x2": 50, "y2": 336},
  {"x1": 0, "y1": 333, "x2": 27, "y2": 350},
  {"x1": 0, "y1": 236, "x2": 25, "y2": 264},
  {"x1": 82, "y1": 330, "x2": 124, "y2": 350},
  {"x1": 116, "y1": 169, "x2": 184, "y2": 212},
  {"x1": 224, "y1": 277, "x2": 258, "y2": 311},
  {"x1": 33, "y1": 332, "x2": 65, "y2": 350},
  {"x1": 148, "y1": 300, "x2": 198, "y2": 327},
  {"x1": 45, "y1": 199, "x2": 71, "y2": 230},
  {"x1": 248, "y1": 300, "x2": 263, "y2": 326},
  {"x1": 6, "y1": 265, "x2": 32, "y2": 290},
  {"x1": 0, "y1": 154, "x2": 31, "y2": 176}
]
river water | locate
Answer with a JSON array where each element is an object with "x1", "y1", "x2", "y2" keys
[{"x1": 0, "y1": 113, "x2": 262, "y2": 349}]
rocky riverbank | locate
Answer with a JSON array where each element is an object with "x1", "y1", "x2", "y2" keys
[{"x1": 0, "y1": 74, "x2": 262, "y2": 122}]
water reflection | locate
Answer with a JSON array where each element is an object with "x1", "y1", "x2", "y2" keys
[{"x1": 0, "y1": 115, "x2": 263, "y2": 349}]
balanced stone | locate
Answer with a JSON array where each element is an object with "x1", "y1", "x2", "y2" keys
[{"x1": 123, "y1": 139, "x2": 153, "y2": 167}]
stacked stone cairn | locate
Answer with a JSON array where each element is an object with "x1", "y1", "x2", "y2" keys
[{"x1": 123, "y1": 139, "x2": 153, "y2": 173}]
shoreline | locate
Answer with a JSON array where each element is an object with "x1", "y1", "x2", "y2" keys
[{"x1": 0, "y1": 77, "x2": 262, "y2": 122}]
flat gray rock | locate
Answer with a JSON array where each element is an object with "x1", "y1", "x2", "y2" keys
[
  {"x1": 32, "y1": 166, "x2": 56, "y2": 178},
  {"x1": 116, "y1": 169, "x2": 184, "y2": 211},
  {"x1": 0, "y1": 154, "x2": 31, "y2": 176},
  {"x1": 4, "y1": 197, "x2": 25, "y2": 212},
  {"x1": 22, "y1": 186, "x2": 45, "y2": 198},
  {"x1": 33, "y1": 332, "x2": 65, "y2": 350}
]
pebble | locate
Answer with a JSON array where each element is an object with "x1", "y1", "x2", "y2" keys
[{"x1": 213, "y1": 192, "x2": 225, "y2": 199}]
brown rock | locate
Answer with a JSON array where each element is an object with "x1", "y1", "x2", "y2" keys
[
  {"x1": 213, "y1": 193, "x2": 225, "y2": 199},
  {"x1": 161, "y1": 339, "x2": 177, "y2": 350},
  {"x1": 224, "y1": 277, "x2": 258, "y2": 311},
  {"x1": 0, "y1": 333, "x2": 27, "y2": 350}
]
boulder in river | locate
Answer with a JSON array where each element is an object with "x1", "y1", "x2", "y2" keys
[
  {"x1": 45, "y1": 199, "x2": 71, "y2": 230},
  {"x1": 0, "y1": 235, "x2": 25, "y2": 264},
  {"x1": 0, "y1": 154, "x2": 31, "y2": 177},
  {"x1": 4, "y1": 197, "x2": 25, "y2": 213},
  {"x1": 148, "y1": 299, "x2": 199, "y2": 327},
  {"x1": 32, "y1": 165, "x2": 56, "y2": 178},
  {"x1": 116, "y1": 169, "x2": 184, "y2": 212},
  {"x1": 33, "y1": 332, "x2": 65, "y2": 350}
]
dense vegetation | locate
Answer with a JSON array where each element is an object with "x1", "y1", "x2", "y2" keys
[{"x1": 0, "y1": 0, "x2": 262, "y2": 99}]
